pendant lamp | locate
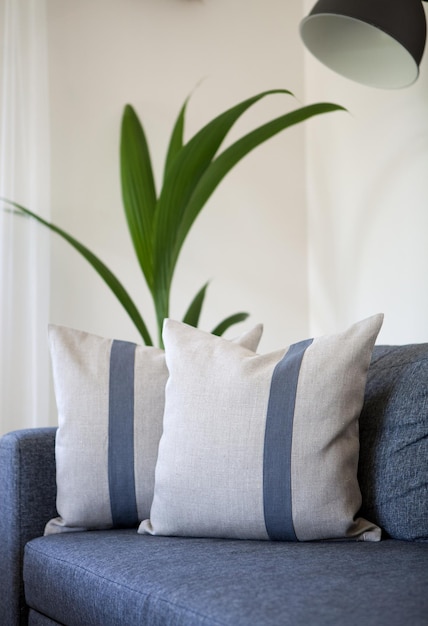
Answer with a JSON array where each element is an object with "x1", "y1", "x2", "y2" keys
[{"x1": 300, "y1": 0, "x2": 427, "y2": 88}]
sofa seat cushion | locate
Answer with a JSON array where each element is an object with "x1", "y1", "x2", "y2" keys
[{"x1": 24, "y1": 531, "x2": 428, "y2": 626}]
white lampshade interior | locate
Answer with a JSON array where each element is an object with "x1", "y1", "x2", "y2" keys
[{"x1": 300, "y1": 14, "x2": 420, "y2": 89}]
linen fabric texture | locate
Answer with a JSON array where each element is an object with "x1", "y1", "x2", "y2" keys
[
  {"x1": 140, "y1": 315, "x2": 384, "y2": 542},
  {"x1": 45, "y1": 323, "x2": 263, "y2": 534}
]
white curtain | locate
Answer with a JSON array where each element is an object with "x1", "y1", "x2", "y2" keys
[{"x1": 0, "y1": 0, "x2": 52, "y2": 435}]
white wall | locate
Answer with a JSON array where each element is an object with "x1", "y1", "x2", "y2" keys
[
  {"x1": 303, "y1": 1, "x2": 428, "y2": 344},
  {"x1": 46, "y1": 0, "x2": 428, "y2": 357},
  {"x1": 2, "y1": 1, "x2": 427, "y2": 430},
  {"x1": 47, "y1": 0, "x2": 312, "y2": 354}
]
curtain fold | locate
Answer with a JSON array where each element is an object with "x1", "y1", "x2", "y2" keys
[{"x1": 0, "y1": 0, "x2": 52, "y2": 435}]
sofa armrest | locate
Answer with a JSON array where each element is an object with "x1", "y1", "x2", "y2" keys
[{"x1": 0, "y1": 428, "x2": 57, "y2": 626}]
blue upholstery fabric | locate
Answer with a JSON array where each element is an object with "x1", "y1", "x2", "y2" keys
[
  {"x1": 2, "y1": 344, "x2": 428, "y2": 626},
  {"x1": 28, "y1": 612, "x2": 60, "y2": 626},
  {"x1": 24, "y1": 530, "x2": 428, "y2": 626},
  {"x1": 0, "y1": 428, "x2": 57, "y2": 626},
  {"x1": 359, "y1": 344, "x2": 428, "y2": 540}
]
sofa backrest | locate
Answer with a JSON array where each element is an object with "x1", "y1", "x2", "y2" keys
[{"x1": 358, "y1": 344, "x2": 428, "y2": 541}]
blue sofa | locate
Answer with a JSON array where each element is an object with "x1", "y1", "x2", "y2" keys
[{"x1": 1, "y1": 344, "x2": 427, "y2": 626}]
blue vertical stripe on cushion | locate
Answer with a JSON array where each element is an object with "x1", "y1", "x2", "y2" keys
[
  {"x1": 263, "y1": 338, "x2": 313, "y2": 541},
  {"x1": 108, "y1": 340, "x2": 138, "y2": 528}
]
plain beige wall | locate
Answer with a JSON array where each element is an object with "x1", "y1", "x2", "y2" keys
[
  {"x1": 303, "y1": 0, "x2": 428, "y2": 344},
  {"x1": 46, "y1": 0, "x2": 428, "y2": 355},
  {"x1": 47, "y1": 0, "x2": 314, "y2": 352}
]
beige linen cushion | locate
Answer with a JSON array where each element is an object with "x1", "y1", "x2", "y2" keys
[
  {"x1": 140, "y1": 315, "x2": 384, "y2": 542},
  {"x1": 44, "y1": 323, "x2": 262, "y2": 534}
]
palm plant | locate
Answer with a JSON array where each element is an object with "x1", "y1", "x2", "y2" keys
[{"x1": 2, "y1": 89, "x2": 343, "y2": 347}]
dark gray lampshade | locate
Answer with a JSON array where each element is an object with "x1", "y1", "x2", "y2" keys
[{"x1": 300, "y1": 0, "x2": 427, "y2": 88}]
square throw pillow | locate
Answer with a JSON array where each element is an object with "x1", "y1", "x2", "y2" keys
[
  {"x1": 44, "y1": 323, "x2": 263, "y2": 534},
  {"x1": 140, "y1": 315, "x2": 384, "y2": 542}
]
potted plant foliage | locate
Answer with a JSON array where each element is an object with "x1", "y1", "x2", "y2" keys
[{"x1": 2, "y1": 89, "x2": 343, "y2": 346}]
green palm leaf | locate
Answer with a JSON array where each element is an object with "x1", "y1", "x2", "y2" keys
[
  {"x1": 176, "y1": 102, "x2": 346, "y2": 264},
  {"x1": 2, "y1": 199, "x2": 153, "y2": 346},
  {"x1": 151, "y1": 89, "x2": 293, "y2": 328},
  {"x1": 181, "y1": 282, "x2": 209, "y2": 329},
  {"x1": 120, "y1": 104, "x2": 157, "y2": 291},
  {"x1": 211, "y1": 313, "x2": 250, "y2": 337},
  {"x1": 151, "y1": 95, "x2": 345, "y2": 329},
  {"x1": 3, "y1": 88, "x2": 344, "y2": 348},
  {"x1": 163, "y1": 98, "x2": 188, "y2": 182}
]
